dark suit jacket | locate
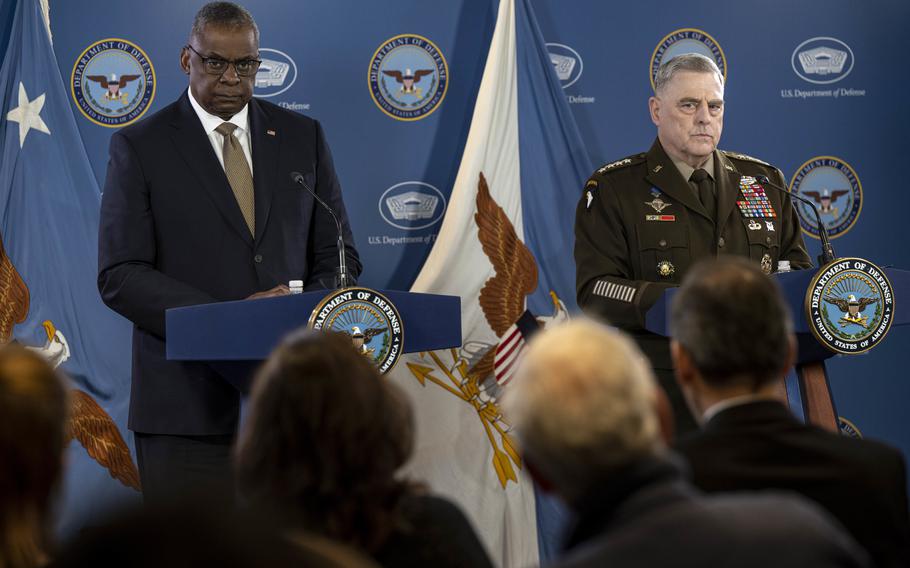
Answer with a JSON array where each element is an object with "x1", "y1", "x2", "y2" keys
[
  {"x1": 555, "y1": 456, "x2": 868, "y2": 568},
  {"x1": 98, "y1": 92, "x2": 361, "y2": 435},
  {"x1": 374, "y1": 494, "x2": 493, "y2": 568},
  {"x1": 676, "y1": 401, "x2": 910, "y2": 568}
]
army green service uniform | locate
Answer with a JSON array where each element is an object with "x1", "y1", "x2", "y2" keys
[{"x1": 575, "y1": 139, "x2": 811, "y2": 434}]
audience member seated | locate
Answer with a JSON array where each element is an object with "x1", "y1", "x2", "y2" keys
[
  {"x1": 234, "y1": 331, "x2": 494, "y2": 568},
  {"x1": 503, "y1": 318, "x2": 870, "y2": 568},
  {"x1": 0, "y1": 346, "x2": 68, "y2": 568},
  {"x1": 671, "y1": 257, "x2": 910, "y2": 568},
  {"x1": 52, "y1": 499, "x2": 375, "y2": 568}
]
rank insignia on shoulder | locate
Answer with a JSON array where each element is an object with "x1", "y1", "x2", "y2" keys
[
  {"x1": 596, "y1": 154, "x2": 643, "y2": 175},
  {"x1": 657, "y1": 260, "x2": 675, "y2": 279},
  {"x1": 723, "y1": 150, "x2": 771, "y2": 166}
]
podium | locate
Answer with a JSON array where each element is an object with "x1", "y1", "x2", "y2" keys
[
  {"x1": 646, "y1": 267, "x2": 910, "y2": 431},
  {"x1": 165, "y1": 289, "x2": 461, "y2": 392}
]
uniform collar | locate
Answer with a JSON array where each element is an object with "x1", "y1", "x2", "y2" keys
[
  {"x1": 672, "y1": 153, "x2": 715, "y2": 184},
  {"x1": 188, "y1": 87, "x2": 250, "y2": 136}
]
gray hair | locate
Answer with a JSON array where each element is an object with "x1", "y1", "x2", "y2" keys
[
  {"x1": 190, "y1": 2, "x2": 259, "y2": 43},
  {"x1": 670, "y1": 257, "x2": 793, "y2": 389},
  {"x1": 654, "y1": 53, "x2": 724, "y2": 94},
  {"x1": 502, "y1": 319, "x2": 661, "y2": 504}
]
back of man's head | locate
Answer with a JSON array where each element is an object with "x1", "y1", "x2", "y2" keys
[
  {"x1": 503, "y1": 319, "x2": 661, "y2": 504},
  {"x1": 670, "y1": 257, "x2": 794, "y2": 390}
]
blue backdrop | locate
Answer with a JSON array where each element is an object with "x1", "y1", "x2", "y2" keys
[{"x1": 48, "y1": 0, "x2": 910, "y2": 474}]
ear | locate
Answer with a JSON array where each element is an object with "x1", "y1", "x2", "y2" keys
[
  {"x1": 180, "y1": 46, "x2": 191, "y2": 75},
  {"x1": 648, "y1": 96, "x2": 661, "y2": 126},
  {"x1": 670, "y1": 340, "x2": 695, "y2": 388}
]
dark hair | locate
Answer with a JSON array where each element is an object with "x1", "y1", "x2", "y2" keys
[
  {"x1": 235, "y1": 330, "x2": 415, "y2": 553},
  {"x1": 670, "y1": 257, "x2": 793, "y2": 388},
  {"x1": 0, "y1": 346, "x2": 68, "y2": 568},
  {"x1": 190, "y1": 2, "x2": 259, "y2": 43}
]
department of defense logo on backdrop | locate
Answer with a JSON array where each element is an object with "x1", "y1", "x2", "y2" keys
[
  {"x1": 789, "y1": 156, "x2": 862, "y2": 239},
  {"x1": 379, "y1": 181, "x2": 446, "y2": 230},
  {"x1": 546, "y1": 43, "x2": 583, "y2": 89},
  {"x1": 806, "y1": 258, "x2": 894, "y2": 355},
  {"x1": 368, "y1": 34, "x2": 448, "y2": 121},
  {"x1": 650, "y1": 28, "x2": 726, "y2": 91},
  {"x1": 71, "y1": 38, "x2": 155, "y2": 127},
  {"x1": 791, "y1": 37, "x2": 854, "y2": 84},
  {"x1": 309, "y1": 288, "x2": 404, "y2": 374},
  {"x1": 253, "y1": 48, "x2": 297, "y2": 98}
]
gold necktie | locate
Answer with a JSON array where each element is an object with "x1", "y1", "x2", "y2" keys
[{"x1": 215, "y1": 122, "x2": 255, "y2": 235}]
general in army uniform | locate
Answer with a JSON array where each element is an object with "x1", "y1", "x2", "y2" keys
[{"x1": 575, "y1": 53, "x2": 811, "y2": 434}]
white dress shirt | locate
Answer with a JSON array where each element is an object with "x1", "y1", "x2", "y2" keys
[{"x1": 187, "y1": 88, "x2": 253, "y2": 175}]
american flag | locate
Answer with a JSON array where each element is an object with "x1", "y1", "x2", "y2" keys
[{"x1": 493, "y1": 310, "x2": 541, "y2": 386}]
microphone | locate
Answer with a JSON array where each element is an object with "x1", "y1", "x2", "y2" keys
[
  {"x1": 290, "y1": 171, "x2": 351, "y2": 289},
  {"x1": 754, "y1": 174, "x2": 836, "y2": 266}
]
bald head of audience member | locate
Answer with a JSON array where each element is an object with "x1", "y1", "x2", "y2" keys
[
  {"x1": 669, "y1": 257, "x2": 796, "y2": 420},
  {"x1": 0, "y1": 346, "x2": 69, "y2": 568},
  {"x1": 503, "y1": 319, "x2": 663, "y2": 506}
]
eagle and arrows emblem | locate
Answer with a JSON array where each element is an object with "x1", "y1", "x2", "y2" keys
[
  {"x1": 802, "y1": 188, "x2": 850, "y2": 216},
  {"x1": 381, "y1": 68, "x2": 434, "y2": 96},
  {"x1": 824, "y1": 293, "x2": 878, "y2": 328},
  {"x1": 0, "y1": 234, "x2": 140, "y2": 491},
  {"x1": 85, "y1": 73, "x2": 140, "y2": 104},
  {"x1": 406, "y1": 173, "x2": 567, "y2": 488}
]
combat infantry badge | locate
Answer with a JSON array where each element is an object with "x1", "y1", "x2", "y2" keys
[
  {"x1": 805, "y1": 258, "x2": 894, "y2": 354},
  {"x1": 309, "y1": 287, "x2": 404, "y2": 373}
]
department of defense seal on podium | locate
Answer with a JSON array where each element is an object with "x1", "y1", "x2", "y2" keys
[
  {"x1": 308, "y1": 288, "x2": 404, "y2": 374},
  {"x1": 806, "y1": 258, "x2": 894, "y2": 354}
]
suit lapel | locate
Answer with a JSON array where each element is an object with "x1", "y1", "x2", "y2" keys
[
  {"x1": 716, "y1": 151, "x2": 742, "y2": 238},
  {"x1": 169, "y1": 92, "x2": 254, "y2": 248},
  {"x1": 643, "y1": 139, "x2": 712, "y2": 223},
  {"x1": 249, "y1": 99, "x2": 278, "y2": 245}
]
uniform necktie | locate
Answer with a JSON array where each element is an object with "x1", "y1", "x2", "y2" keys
[
  {"x1": 215, "y1": 122, "x2": 255, "y2": 235},
  {"x1": 690, "y1": 167, "x2": 715, "y2": 220}
]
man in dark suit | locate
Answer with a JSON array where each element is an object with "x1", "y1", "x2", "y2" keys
[
  {"x1": 502, "y1": 319, "x2": 868, "y2": 568},
  {"x1": 98, "y1": 2, "x2": 361, "y2": 501},
  {"x1": 671, "y1": 257, "x2": 910, "y2": 568}
]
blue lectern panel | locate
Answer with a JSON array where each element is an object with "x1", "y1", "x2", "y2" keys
[{"x1": 166, "y1": 289, "x2": 460, "y2": 361}]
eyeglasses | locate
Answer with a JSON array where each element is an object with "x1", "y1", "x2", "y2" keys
[{"x1": 185, "y1": 44, "x2": 261, "y2": 77}]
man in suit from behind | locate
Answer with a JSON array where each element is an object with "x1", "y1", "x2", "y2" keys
[
  {"x1": 98, "y1": 2, "x2": 361, "y2": 502},
  {"x1": 671, "y1": 257, "x2": 910, "y2": 568},
  {"x1": 502, "y1": 319, "x2": 868, "y2": 568}
]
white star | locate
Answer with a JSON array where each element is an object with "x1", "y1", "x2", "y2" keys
[{"x1": 6, "y1": 82, "x2": 51, "y2": 148}]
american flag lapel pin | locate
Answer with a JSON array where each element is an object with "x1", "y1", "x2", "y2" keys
[{"x1": 266, "y1": 129, "x2": 276, "y2": 136}]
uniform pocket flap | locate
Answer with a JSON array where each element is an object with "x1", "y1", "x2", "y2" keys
[{"x1": 636, "y1": 223, "x2": 689, "y2": 250}]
